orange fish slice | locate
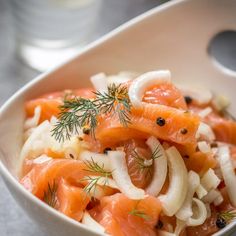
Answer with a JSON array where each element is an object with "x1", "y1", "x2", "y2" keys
[
  {"x1": 57, "y1": 178, "x2": 89, "y2": 222},
  {"x1": 123, "y1": 139, "x2": 153, "y2": 189},
  {"x1": 25, "y1": 88, "x2": 94, "y2": 123},
  {"x1": 143, "y1": 83, "x2": 187, "y2": 110},
  {"x1": 96, "y1": 103, "x2": 200, "y2": 146},
  {"x1": 188, "y1": 104, "x2": 236, "y2": 145},
  {"x1": 20, "y1": 159, "x2": 88, "y2": 199},
  {"x1": 90, "y1": 193, "x2": 162, "y2": 236}
]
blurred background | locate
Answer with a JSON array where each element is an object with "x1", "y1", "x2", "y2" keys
[{"x1": 0, "y1": 0, "x2": 235, "y2": 235}]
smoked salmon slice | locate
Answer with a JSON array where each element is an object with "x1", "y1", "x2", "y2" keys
[
  {"x1": 57, "y1": 178, "x2": 89, "y2": 221},
  {"x1": 25, "y1": 88, "x2": 94, "y2": 123},
  {"x1": 123, "y1": 139, "x2": 153, "y2": 189},
  {"x1": 96, "y1": 103, "x2": 200, "y2": 146},
  {"x1": 143, "y1": 83, "x2": 187, "y2": 110},
  {"x1": 20, "y1": 159, "x2": 89, "y2": 199},
  {"x1": 90, "y1": 193, "x2": 162, "y2": 236},
  {"x1": 188, "y1": 104, "x2": 236, "y2": 145}
]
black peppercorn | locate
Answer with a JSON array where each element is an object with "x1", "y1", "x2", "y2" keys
[
  {"x1": 156, "y1": 117, "x2": 166, "y2": 126},
  {"x1": 180, "y1": 128, "x2": 188, "y2": 134},
  {"x1": 216, "y1": 217, "x2": 226, "y2": 229},
  {"x1": 183, "y1": 155, "x2": 190, "y2": 159},
  {"x1": 155, "y1": 220, "x2": 163, "y2": 229},
  {"x1": 210, "y1": 142, "x2": 218, "y2": 148},
  {"x1": 184, "y1": 96, "x2": 193, "y2": 104},
  {"x1": 103, "y1": 147, "x2": 112, "y2": 154},
  {"x1": 83, "y1": 127, "x2": 90, "y2": 135}
]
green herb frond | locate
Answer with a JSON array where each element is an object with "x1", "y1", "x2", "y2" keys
[
  {"x1": 151, "y1": 144, "x2": 162, "y2": 160},
  {"x1": 94, "y1": 83, "x2": 131, "y2": 126},
  {"x1": 51, "y1": 97, "x2": 98, "y2": 142},
  {"x1": 128, "y1": 201, "x2": 150, "y2": 220},
  {"x1": 43, "y1": 181, "x2": 58, "y2": 208},
  {"x1": 132, "y1": 144, "x2": 162, "y2": 177},
  {"x1": 81, "y1": 158, "x2": 113, "y2": 197},
  {"x1": 83, "y1": 158, "x2": 112, "y2": 178},
  {"x1": 131, "y1": 149, "x2": 152, "y2": 179},
  {"x1": 52, "y1": 84, "x2": 131, "y2": 142},
  {"x1": 219, "y1": 210, "x2": 236, "y2": 223}
]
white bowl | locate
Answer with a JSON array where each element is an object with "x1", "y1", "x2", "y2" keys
[{"x1": 1, "y1": 0, "x2": 236, "y2": 235}]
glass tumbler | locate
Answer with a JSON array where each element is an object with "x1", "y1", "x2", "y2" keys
[{"x1": 9, "y1": 0, "x2": 103, "y2": 71}]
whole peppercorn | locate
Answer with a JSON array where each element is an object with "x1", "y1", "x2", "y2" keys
[
  {"x1": 216, "y1": 217, "x2": 226, "y2": 229},
  {"x1": 82, "y1": 127, "x2": 90, "y2": 135},
  {"x1": 180, "y1": 128, "x2": 188, "y2": 135},
  {"x1": 103, "y1": 147, "x2": 112, "y2": 154},
  {"x1": 155, "y1": 220, "x2": 163, "y2": 229},
  {"x1": 184, "y1": 96, "x2": 193, "y2": 104},
  {"x1": 156, "y1": 117, "x2": 166, "y2": 127}
]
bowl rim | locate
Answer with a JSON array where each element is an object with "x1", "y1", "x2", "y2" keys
[{"x1": 0, "y1": 0, "x2": 235, "y2": 235}]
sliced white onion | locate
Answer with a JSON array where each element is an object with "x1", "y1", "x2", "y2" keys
[
  {"x1": 20, "y1": 120, "x2": 51, "y2": 165},
  {"x1": 186, "y1": 198, "x2": 207, "y2": 226},
  {"x1": 217, "y1": 146, "x2": 236, "y2": 207},
  {"x1": 128, "y1": 70, "x2": 171, "y2": 108},
  {"x1": 82, "y1": 211, "x2": 105, "y2": 233},
  {"x1": 200, "y1": 168, "x2": 220, "y2": 191},
  {"x1": 157, "y1": 230, "x2": 176, "y2": 236},
  {"x1": 20, "y1": 119, "x2": 83, "y2": 166},
  {"x1": 202, "y1": 189, "x2": 222, "y2": 204},
  {"x1": 195, "y1": 122, "x2": 215, "y2": 141},
  {"x1": 211, "y1": 147, "x2": 219, "y2": 156},
  {"x1": 84, "y1": 175, "x2": 119, "y2": 190},
  {"x1": 107, "y1": 71, "x2": 137, "y2": 85},
  {"x1": 214, "y1": 194, "x2": 224, "y2": 206},
  {"x1": 197, "y1": 141, "x2": 211, "y2": 154},
  {"x1": 24, "y1": 106, "x2": 41, "y2": 130},
  {"x1": 198, "y1": 107, "x2": 213, "y2": 118},
  {"x1": 88, "y1": 185, "x2": 105, "y2": 200},
  {"x1": 196, "y1": 184, "x2": 208, "y2": 199},
  {"x1": 205, "y1": 203, "x2": 211, "y2": 218},
  {"x1": 174, "y1": 219, "x2": 186, "y2": 236},
  {"x1": 33, "y1": 154, "x2": 52, "y2": 164},
  {"x1": 212, "y1": 95, "x2": 230, "y2": 112},
  {"x1": 176, "y1": 171, "x2": 200, "y2": 221},
  {"x1": 108, "y1": 151, "x2": 145, "y2": 200},
  {"x1": 80, "y1": 151, "x2": 112, "y2": 171},
  {"x1": 145, "y1": 136, "x2": 167, "y2": 196},
  {"x1": 158, "y1": 147, "x2": 188, "y2": 216},
  {"x1": 214, "y1": 168, "x2": 223, "y2": 180},
  {"x1": 90, "y1": 73, "x2": 108, "y2": 92},
  {"x1": 177, "y1": 85, "x2": 212, "y2": 105}
]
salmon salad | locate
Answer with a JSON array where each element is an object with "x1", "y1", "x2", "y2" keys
[{"x1": 20, "y1": 70, "x2": 236, "y2": 236}]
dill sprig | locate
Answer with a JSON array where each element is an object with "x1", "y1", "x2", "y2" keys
[
  {"x1": 218, "y1": 210, "x2": 236, "y2": 223},
  {"x1": 132, "y1": 149, "x2": 152, "y2": 178},
  {"x1": 43, "y1": 181, "x2": 58, "y2": 208},
  {"x1": 128, "y1": 201, "x2": 150, "y2": 220},
  {"x1": 52, "y1": 83, "x2": 131, "y2": 142},
  {"x1": 81, "y1": 158, "x2": 113, "y2": 196},
  {"x1": 94, "y1": 83, "x2": 131, "y2": 126},
  {"x1": 132, "y1": 144, "x2": 162, "y2": 175},
  {"x1": 151, "y1": 144, "x2": 162, "y2": 160},
  {"x1": 82, "y1": 175, "x2": 109, "y2": 197},
  {"x1": 83, "y1": 158, "x2": 112, "y2": 178},
  {"x1": 52, "y1": 97, "x2": 98, "y2": 142}
]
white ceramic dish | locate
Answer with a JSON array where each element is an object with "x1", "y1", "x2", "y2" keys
[{"x1": 1, "y1": 0, "x2": 236, "y2": 235}]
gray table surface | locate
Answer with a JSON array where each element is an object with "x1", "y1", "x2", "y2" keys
[{"x1": 0, "y1": 0, "x2": 236, "y2": 235}]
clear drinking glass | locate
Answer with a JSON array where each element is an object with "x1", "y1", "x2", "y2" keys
[{"x1": 9, "y1": 0, "x2": 103, "y2": 71}]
